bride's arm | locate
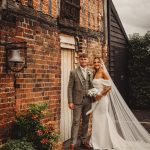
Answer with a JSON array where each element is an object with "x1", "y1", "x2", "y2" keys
[
  {"x1": 101, "y1": 86, "x2": 111, "y2": 96},
  {"x1": 95, "y1": 86, "x2": 111, "y2": 101},
  {"x1": 95, "y1": 70, "x2": 111, "y2": 101}
]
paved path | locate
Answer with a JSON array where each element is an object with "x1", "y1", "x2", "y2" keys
[
  {"x1": 132, "y1": 109, "x2": 150, "y2": 133},
  {"x1": 64, "y1": 109, "x2": 150, "y2": 150},
  {"x1": 64, "y1": 139, "x2": 90, "y2": 150}
]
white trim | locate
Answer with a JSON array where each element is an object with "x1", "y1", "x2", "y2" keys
[
  {"x1": 60, "y1": 34, "x2": 75, "y2": 49},
  {"x1": 60, "y1": 49, "x2": 73, "y2": 141}
]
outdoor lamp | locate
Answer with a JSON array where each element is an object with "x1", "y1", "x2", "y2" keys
[
  {"x1": 5, "y1": 41, "x2": 27, "y2": 89},
  {"x1": 6, "y1": 42, "x2": 27, "y2": 73}
]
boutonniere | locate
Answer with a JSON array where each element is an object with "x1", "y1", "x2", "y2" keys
[{"x1": 87, "y1": 70, "x2": 92, "y2": 76}]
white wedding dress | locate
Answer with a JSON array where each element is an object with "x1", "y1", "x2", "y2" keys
[{"x1": 88, "y1": 78, "x2": 150, "y2": 150}]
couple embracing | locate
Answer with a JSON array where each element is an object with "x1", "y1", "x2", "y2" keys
[{"x1": 68, "y1": 53, "x2": 150, "y2": 150}]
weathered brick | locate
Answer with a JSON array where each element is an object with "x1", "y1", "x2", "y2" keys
[{"x1": 0, "y1": 1, "x2": 106, "y2": 149}]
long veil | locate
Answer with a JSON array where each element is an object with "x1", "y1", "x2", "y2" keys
[{"x1": 101, "y1": 60, "x2": 150, "y2": 149}]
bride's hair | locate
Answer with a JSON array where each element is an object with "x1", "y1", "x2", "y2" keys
[
  {"x1": 93, "y1": 56, "x2": 103, "y2": 77},
  {"x1": 94, "y1": 56, "x2": 101, "y2": 60},
  {"x1": 93, "y1": 56, "x2": 103, "y2": 64}
]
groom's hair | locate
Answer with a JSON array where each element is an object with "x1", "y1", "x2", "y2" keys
[{"x1": 78, "y1": 52, "x2": 88, "y2": 58}]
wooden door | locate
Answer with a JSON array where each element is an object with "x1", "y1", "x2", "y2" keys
[{"x1": 60, "y1": 49, "x2": 74, "y2": 141}]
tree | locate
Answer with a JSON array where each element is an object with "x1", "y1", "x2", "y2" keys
[{"x1": 128, "y1": 32, "x2": 150, "y2": 109}]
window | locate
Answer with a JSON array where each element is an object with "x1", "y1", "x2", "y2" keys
[{"x1": 60, "y1": 0, "x2": 80, "y2": 23}]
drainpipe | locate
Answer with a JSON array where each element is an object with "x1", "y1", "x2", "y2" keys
[
  {"x1": 107, "y1": 0, "x2": 111, "y2": 70},
  {"x1": 102, "y1": 0, "x2": 109, "y2": 64}
]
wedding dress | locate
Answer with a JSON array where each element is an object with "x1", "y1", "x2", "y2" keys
[{"x1": 87, "y1": 65, "x2": 150, "y2": 150}]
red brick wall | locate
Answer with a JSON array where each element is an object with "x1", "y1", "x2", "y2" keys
[
  {"x1": 21, "y1": 0, "x2": 104, "y2": 31},
  {"x1": 0, "y1": 16, "x2": 61, "y2": 144},
  {"x1": 0, "y1": 73, "x2": 15, "y2": 143},
  {"x1": 80, "y1": 0, "x2": 104, "y2": 31},
  {"x1": 79, "y1": 0, "x2": 107, "y2": 63},
  {"x1": 21, "y1": 0, "x2": 58, "y2": 17},
  {"x1": 0, "y1": 0, "x2": 106, "y2": 147}
]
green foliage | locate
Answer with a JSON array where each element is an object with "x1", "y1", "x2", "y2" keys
[
  {"x1": 12, "y1": 103, "x2": 59, "y2": 150},
  {"x1": 14, "y1": 103, "x2": 48, "y2": 139},
  {"x1": 0, "y1": 138, "x2": 36, "y2": 150},
  {"x1": 129, "y1": 32, "x2": 150, "y2": 108}
]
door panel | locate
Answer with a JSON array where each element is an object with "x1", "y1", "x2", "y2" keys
[{"x1": 61, "y1": 49, "x2": 74, "y2": 141}]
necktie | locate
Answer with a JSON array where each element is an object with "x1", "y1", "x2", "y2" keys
[{"x1": 82, "y1": 68, "x2": 86, "y2": 79}]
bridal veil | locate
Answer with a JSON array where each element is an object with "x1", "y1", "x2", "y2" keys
[{"x1": 102, "y1": 60, "x2": 150, "y2": 150}]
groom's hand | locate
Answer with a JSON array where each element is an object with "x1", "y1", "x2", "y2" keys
[{"x1": 68, "y1": 103, "x2": 75, "y2": 109}]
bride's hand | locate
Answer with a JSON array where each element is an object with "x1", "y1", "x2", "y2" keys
[
  {"x1": 68, "y1": 103, "x2": 75, "y2": 109},
  {"x1": 95, "y1": 94, "x2": 103, "y2": 101}
]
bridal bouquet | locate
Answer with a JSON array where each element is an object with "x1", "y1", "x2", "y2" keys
[
  {"x1": 87, "y1": 87, "x2": 100, "y2": 97},
  {"x1": 86, "y1": 88, "x2": 100, "y2": 115}
]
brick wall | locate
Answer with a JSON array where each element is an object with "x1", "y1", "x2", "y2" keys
[
  {"x1": 21, "y1": 0, "x2": 104, "y2": 31},
  {"x1": 79, "y1": 0, "x2": 107, "y2": 64},
  {"x1": 78, "y1": 36, "x2": 108, "y2": 65},
  {"x1": 21, "y1": 0, "x2": 58, "y2": 17},
  {"x1": 0, "y1": 0, "x2": 107, "y2": 148},
  {"x1": 0, "y1": 14, "x2": 61, "y2": 146},
  {"x1": 80, "y1": 0, "x2": 104, "y2": 31}
]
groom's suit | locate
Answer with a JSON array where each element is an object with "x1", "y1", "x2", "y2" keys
[{"x1": 68, "y1": 66, "x2": 93, "y2": 145}]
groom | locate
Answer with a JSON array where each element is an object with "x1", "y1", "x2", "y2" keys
[{"x1": 68, "y1": 53, "x2": 93, "y2": 150}]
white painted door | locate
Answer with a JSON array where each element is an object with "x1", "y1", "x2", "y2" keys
[{"x1": 61, "y1": 49, "x2": 74, "y2": 141}]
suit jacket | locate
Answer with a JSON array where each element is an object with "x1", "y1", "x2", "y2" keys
[{"x1": 68, "y1": 66, "x2": 93, "y2": 104}]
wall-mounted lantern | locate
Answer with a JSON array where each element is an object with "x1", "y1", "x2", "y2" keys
[
  {"x1": 5, "y1": 42, "x2": 27, "y2": 73},
  {"x1": 5, "y1": 41, "x2": 27, "y2": 89}
]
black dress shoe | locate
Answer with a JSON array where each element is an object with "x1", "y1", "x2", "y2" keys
[
  {"x1": 80, "y1": 142, "x2": 93, "y2": 149},
  {"x1": 69, "y1": 144, "x2": 75, "y2": 150}
]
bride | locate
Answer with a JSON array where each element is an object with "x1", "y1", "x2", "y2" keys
[{"x1": 87, "y1": 57, "x2": 150, "y2": 150}]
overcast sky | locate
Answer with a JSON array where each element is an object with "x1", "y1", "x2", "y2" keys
[{"x1": 113, "y1": 0, "x2": 150, "y2": 36}]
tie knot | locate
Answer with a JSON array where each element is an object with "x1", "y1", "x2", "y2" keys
[{"x1": 83, "y1": 68, "x2": 86, "y2": 71}]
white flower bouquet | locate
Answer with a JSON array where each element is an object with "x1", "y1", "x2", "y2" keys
[
  {"x1": 87, "y1": 88, "x2": 100, "y2": 97},
  {"x1": 86, "y1": 88, "x2": 100, "y2": 115}
]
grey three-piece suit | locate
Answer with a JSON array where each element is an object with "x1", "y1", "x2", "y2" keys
[{"x1": 68, "y1": 66, "x2": 93, "y2": 145}]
